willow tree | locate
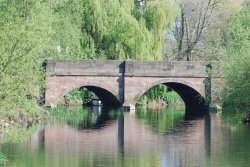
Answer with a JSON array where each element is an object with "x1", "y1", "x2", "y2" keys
[{"x1": 49, "y1": 0, "x2": 178, "y2": 60}]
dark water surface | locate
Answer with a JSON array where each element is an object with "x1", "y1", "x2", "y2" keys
[{"x1": 1, "y1": 106, "x2": 250, "y2": 167}]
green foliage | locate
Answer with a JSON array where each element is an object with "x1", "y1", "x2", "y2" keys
[
  {"x1": 46, "y1": 0, "x2": 178, "y2": 60},
  {"x1": 47, "y1": 107, "x2": 94, "y2": 128},
  {"x1": 63, "y1": 89, "x2": 99, "y2": 106},
  {"x1": 139, "y1": 84, "x2": 182, "y2": 105},
  {"x1": 0, "y1": 0, "x2": 53, "y2": 120},
  {"x1": 59, "y1": 88, "x2": 96, "y2": 105},
  {"x1": 64, "y1": 89, "x2": 84, "y2": 104},
  {"x1": 164, "y1": 91, "x2": 182, "y2": 103},
  {"x1": 222, "y1": 3, "x2": 250, "y2": 114},
  {"x1": 222, "y1": 107, "x2": 246, "y2": 125}
]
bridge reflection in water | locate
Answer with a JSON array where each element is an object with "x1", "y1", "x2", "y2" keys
[{"x1": 0, "y1": 107, "x2": 222, "y2": 167}]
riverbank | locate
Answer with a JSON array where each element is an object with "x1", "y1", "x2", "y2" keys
[
  {"x1": 222, "y1": 105, "x2": 250, "y2": 125},
  {"x1": 0, "y1": 109, "x2": 43, "y2": 128},
  {"x1": 0, "y1": 107, "x2": 44, "y2": 143},
  {"x1": 0, "y1": 106, "x2": 121, "y2": 143}
]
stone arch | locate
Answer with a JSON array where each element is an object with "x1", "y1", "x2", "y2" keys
[
  {"x1": 133, "y1": 78, "x2": 208, "y2": 117},
  {"x1": 134, "y1": 78, "x2": 204, "y2": 102},
  {"x1": 62, "y1": 86, "x2": 120, "y2": 107},
  {"x1": 57, "y1": 84, "x2": 118, "y2": 104},
  {"x1": 45, "y1": 77, "x2": 121, "y2": 107}
]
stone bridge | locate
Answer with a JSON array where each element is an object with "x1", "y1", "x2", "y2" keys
[{"x1": 45, "y1": 59, "x2": 220, "y2": 116}]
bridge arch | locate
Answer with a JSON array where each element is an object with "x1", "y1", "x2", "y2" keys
[
  {"x1": 45, "y1": 76, "x2": 122, "y2": 107},
  {"x1": 133, "y1": 78, "x2": 208, "y2": 117}
]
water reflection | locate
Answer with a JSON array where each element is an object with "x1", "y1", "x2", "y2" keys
[
  {"x1": 49, "y1": 106, "x2": 121, "y2": 130},
  {"x1": 204, "y1": 113, "x2": 211, "y2": 158},
  {"x1": 135, "y1": 106, "x2": 186, "y2": 135},
  {"x1": 1, "y1": 107, "x2": 250, "y2": 167},
  {"x1": 76, "y1": 110, "x2": 112, "y2": 130},
  {"x1": 118, "y1": 114, "x2": 124, "y2": 157},
  {"x1": 38, "y1": 128, "x2": 45, "y2": 150}
]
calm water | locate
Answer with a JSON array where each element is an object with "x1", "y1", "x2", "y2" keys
[{"x1": 1, "y1": 106, "x2": 250, "y2": 167}]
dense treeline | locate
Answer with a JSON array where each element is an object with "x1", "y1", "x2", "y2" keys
[{"x1": 221, "y1": 1, "x2": 250, "y2": 119}]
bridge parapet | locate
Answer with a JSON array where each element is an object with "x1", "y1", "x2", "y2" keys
[
  {"x1": 46, "y1": 59, "x2": 220, "y2": 78},
  {"x1": 46, "y1": 59, "x2": 124, "y2": 76},
  {"x1": 124, "y1": 61, "x2": 220, "y2": 78}
]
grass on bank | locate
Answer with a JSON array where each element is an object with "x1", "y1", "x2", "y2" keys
[{"x1": 222, "y1": 107, "x2": 249, "y2": 126}]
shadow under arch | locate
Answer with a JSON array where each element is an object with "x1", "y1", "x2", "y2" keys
[
  {"x1": 135, "y1": 80, "x2": 209, "y2": 118},
  {"x1": 56, "y1": 85, "x2": 122, "y2": 108},
  {"x1": 166, "y1": 82, "x2": 208, "y2": 118},
  {"x1": 84, "y1": 86, "x2": 121, "y2": 107}
]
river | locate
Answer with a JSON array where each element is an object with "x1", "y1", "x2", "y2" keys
[{"x1": 1, "y1": 106, "x2": 250, "y2": 167}]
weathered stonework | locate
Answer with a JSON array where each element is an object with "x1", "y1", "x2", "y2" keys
[{"x1": 45, "y1": 59, "x2": 221, "y2": 116}]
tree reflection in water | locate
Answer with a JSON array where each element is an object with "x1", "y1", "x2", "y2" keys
[
  {"x1": 136, "y1": 106, "x2": 185, "y2": 135},
  {"x1": 48, "y1": 106, "x2": 123, "y2": 129}
]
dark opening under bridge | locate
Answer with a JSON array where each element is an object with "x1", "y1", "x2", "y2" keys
[{"x1": 45, "y1": 59, "x2": 220, "y2": 116}]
